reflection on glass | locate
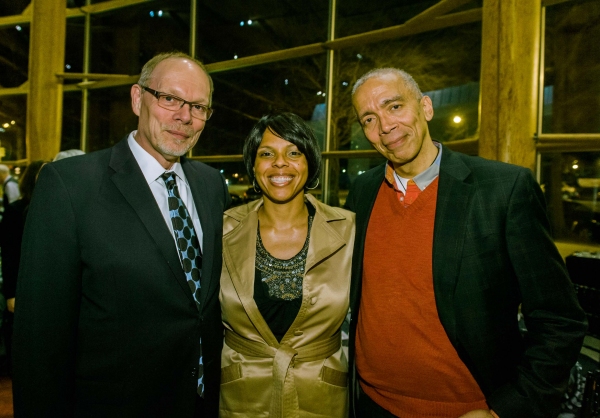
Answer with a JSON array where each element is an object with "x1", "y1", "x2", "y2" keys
[
  {"x1": 325, "y1": 157, "x2": 386, "y2": 207},
  {"x1": 543, "y1": 0, "x2": 600, "y2": 133},
  {"x1": 196, "y1": 1, "x2": 328, "y2": 64},
  {"x1": 62, "y1": 92, "x2": 82, "y2": 151},
  {"x1": 90, "y1": 0, "x2": 190, "y2": 74},
  {"x1": 332, "y1": 23, "x2": 481, "y2": 147},
  {"x1": 0, "y1": 26, "x2": 30, "y2": 88},
  {"x1": 0, "y1": 95, "x2": 27, "y2": 161},
  {"x1": 204, "y1": 161, "x2": 252, "y2": 208},
  {"x1": 87, "y1": 86, "x2": 137, "y2": 152},
  {"x1": 195, "y1": 54, "x2": 328, "y2": 156},
  {"x1": 540, "y1": 152, "x2": 600, "y2": 245}
]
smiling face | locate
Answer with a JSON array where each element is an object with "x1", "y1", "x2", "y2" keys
[
  {"x1": 253, "y1": 129, "x2": 309, "y2": 205},
  {"x1": 352, "y1": 72, "x2": 437, "y2": 177},
  {"x1": 131, "y1": 57, "x2": 211, "y2": 169}
]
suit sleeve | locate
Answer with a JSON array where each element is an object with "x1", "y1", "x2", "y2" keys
[
  {"x1": 488, "y1": 169, "x2": 587, "y2": 418},
  {"x1": 12, "y1": 164, "x2": 82, "y2": 417}
]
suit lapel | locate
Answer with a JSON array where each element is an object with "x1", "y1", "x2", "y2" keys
[
  {"x1": 181, "y1": 159, "x2": 216, "y2": 311},
  {"x1": 432, "y1": 146, "x2": 474, "y2": 343},
  {"x1": 108, "y1": 139, "x2": 195, "y2": 305},
  {"x1": 223, "y1": 202, "x2": 279, "y2": 346}
]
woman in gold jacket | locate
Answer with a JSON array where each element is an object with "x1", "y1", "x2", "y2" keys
[{"x1": 219, "y1": 112, "x2": 355, "y2": 418}]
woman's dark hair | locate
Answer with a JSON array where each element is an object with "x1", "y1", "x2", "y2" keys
[
  {"x1": 243, "y1": 112, "x2": 321, "y2": 190},
  {"x1": 19, "y1": 160, "x2": 47, "y2": 204}
]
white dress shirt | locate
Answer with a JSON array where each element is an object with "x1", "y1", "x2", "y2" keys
[{"x1": 127, "y1": 132, "x2": 203, "y2": 251}]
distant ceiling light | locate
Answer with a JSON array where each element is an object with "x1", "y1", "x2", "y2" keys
[
  {"x1": 317, "y1": 91, "x2": 322, "y2": 96},
  {"x1": 2, "y1": 123, "x2": 9, "y2": 128},
  {"x1": 65, "y1": 64, "x2": 71, "y2": 70},
  {"x1": 240, "y1": 21, "x2": 244, "y2": 26},
  {"x1": 356, "y1": 54, "x2": 363, "y2": 59},
  {"x1": 342, "y1": 81, "x2": 349, "y2": 86},
  {"x1": 284, "y1": 79, "x2": 289, "y2": 85},
  {"x1": 10, "y1": 121, "x2": 15, "y2": 125},
  {"x1": 0, "y1": 128, "x2": 5, "y2": 132},
  {"x1": 453, "y1": 115, "x2": 462, "y2": 124},
  {"x1": 157, "y1": 10, "x2": 163, "y2": 17},
  {"x1": 233, "y1": 54, "x2": 238, "y2": 59},
  {"x1": 342, "y1": 169, "x2": 346, "y2": 173},
  {"x1": 572, "y1": 164, "x2": 579, "y2": 170},
  {"x1": 16, "y1": 25, "x2": 22, "y2": 31},
  {"x1": 220, "y1": 169, "x2": 224, "y2": 173},
  {"x1": 149, "y1": 11, "x2": 155, "y2": 17},
  {"x1": 14, "y1": 167, "x2": 21, "y2": 175},
  {"x1": 322, "y1": 93, "x2": 326, "y2": 97},
  {"x1": 247, "y1": 20, "x2": 253, "y2": 25}
]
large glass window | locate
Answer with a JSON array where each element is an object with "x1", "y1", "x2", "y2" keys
[
  {"x1": 196, "y1": 54, "x2": 328, "y2": 156},
  {"x1": 542, "y1": 0, "x2": 600, "y2": 134},
  {"x1": 0, "y1": 95, "x2": 27, "y2": 161},
  {"x1": 0, "y1": 25, "x2": 30, "y2": 88},
  {"x1": 89, "y1": 0, "x2": 190, "y2": 75},
  {"x1": 195, "y1": 1, "x2": 328, "y2": 64},
  {"x1": 87, "y1": 86, "x2": 137, "y2": 152},
  {"x1": 540, "y1": 152, "x2": 600, "y2": 245}
]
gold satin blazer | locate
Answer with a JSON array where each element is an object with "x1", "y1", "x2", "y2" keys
[{"x1": 219, "y1": 194, "x2": 355, "y2": 418}]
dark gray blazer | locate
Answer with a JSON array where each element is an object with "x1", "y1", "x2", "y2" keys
[
  {"x1": 13, "y1": 138, "x2": 231, "y2": 418},
  {"x1": 345, "y1": 144, "x2": 587, "y2": 418}
]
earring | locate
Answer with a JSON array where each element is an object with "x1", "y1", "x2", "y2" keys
[
  {"x1": 253, "y1": 179, "x2": 262, "y2": 193},
  {"x1": 306, "y1": 178, "x2": 319, "y2": 190}
]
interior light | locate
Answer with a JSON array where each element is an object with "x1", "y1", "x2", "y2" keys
[
  {"x1": 157, "y1": 10, "x2": 163, "y2": 17},
  {"x1": 342, "y1": 81, "x2": 349, "y2": 86},
  {"x1": 16, "y1": 25, "x2": 22, "y2": 31},
  {"x1": 317, "y1": 91, "x2": 322, "y2": 96},
  {"x1": 247, "y1": 20, "x2": 253, "y2": 25},
  {"x1": 356, "y1": 54, "x2": 363, "y2": 59},
  {"x1": 10, "y1": 120, "x2": 15, "y2": 125},
  {"x1": 453, "y1": 116, "x2": 462, "y2": 124},
  {"x1": 2, "y1": 123, "x2": 9, "y2": 128},
  {"x1": 149, "y1": 11, "x2": 155, "y2": 17},
  {"x1": 65, "y1": 64, "x2": 71, "y2": 70},
  {"x1": 284, "y1": 79, "x2": 289, "y2": 85},
  {"x1": 240, "y1": 21, "x2": 244, "y2": 26},
  {"x1": 234, "y1": 55, "x2": 238, "y2": 59},
  {"x1": 572, "y1": 164, "x2": 579, "y2": 170}
]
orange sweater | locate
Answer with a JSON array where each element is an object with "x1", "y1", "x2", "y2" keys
[{"x1": 356, "y1": 178, "x2": 488, "y2": 417}]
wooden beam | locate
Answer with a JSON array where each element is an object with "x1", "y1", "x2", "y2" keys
[
  {"x1": 479, "y1": 0, "x2": 540, "y2": 170},
  {"x1": 26, "y1": 0, "x2": 67, "y2": 161}
]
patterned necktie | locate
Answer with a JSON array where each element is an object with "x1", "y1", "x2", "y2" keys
[
  {"x1": 161, "y1": 171, "x2": 204, "y2": 396},
  {"x1": 403, "y1": 179, "x2": 421, "y2": 207}
]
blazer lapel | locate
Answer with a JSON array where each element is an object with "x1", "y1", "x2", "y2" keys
[
  {"x1": 305, "y1": 194, "x2": 347, "y2": 273},
  {"x1": 181, "y1": 159, "x2": 216, "y2": 310},
  {"x1": 432, "y1": 146, "x2": 474, "y2": 343},
  {"x1": 223, "y1": 202, "x2": 279, "y2": 346},
  {"x1": 108, "y1": 139, "x2": 194, "y2": 305}
]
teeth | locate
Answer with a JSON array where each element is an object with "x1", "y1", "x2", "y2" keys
[{"x1": 270, "y1": 176, "x2": 293, "y2": 183}]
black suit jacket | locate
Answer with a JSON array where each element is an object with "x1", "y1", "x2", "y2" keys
[
  {"x1": 345, "y1": 145, "x2": 587, "y2": 418},
  {"x1": 12, "y1": 138, "x2": 231, "y2": 418}
]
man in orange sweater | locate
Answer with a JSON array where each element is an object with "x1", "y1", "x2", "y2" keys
[{"x1": 344, "y1": 68, "x2": 587, "y2": 418}]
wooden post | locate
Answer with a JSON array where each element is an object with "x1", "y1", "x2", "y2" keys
[
  {"x1": 479, "y1": 0, "x2": 541, "y2": 171},
  {"x1": 26, "y1": 0, "x2": 66, "y2": 161}
]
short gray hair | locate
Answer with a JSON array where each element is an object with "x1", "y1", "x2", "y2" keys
[
  {"x1": 53, "y1": 149, "x2": 85, "y2": 162},
  {"x1": 138, "y1": 52, "x2": 214, "y2": 106},
  {"x1": 352, "y1": 68, "x2": 423, "y2": 101},
  {"x1": 0, "y1": 164, "x2": 9, "y2": 175}
]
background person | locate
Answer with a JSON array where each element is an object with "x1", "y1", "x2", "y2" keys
[
  {"x1": 53, "y1": 149, "x2": 85, "y2": 162},
  {"x1": 0, "y1": 164, "x2": 20, "y2": 212},
  {"x1": 12, "y1": 52, "x2": 230, "y2": 418},
  {"x1": 345, "y1": 68, "x2": 587, "y2": 418},
  {"x1": 219, "y1": 112, "x2": 355, "y2": 417},
  {"x1": 0, "y1": 160, "x2": 47, "y2": 377}
]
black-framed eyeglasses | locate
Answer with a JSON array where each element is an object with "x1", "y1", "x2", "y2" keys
[{"x1": 139, "y1": 85, "x2": 213, "y2": 121}]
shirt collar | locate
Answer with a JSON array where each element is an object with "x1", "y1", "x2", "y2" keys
[
  {"x1": 127, "y1": 132, "x2": 187, "y2": 185},
  {"x1": 385, "y1": 141, "x2": 442, "y2": 192}
]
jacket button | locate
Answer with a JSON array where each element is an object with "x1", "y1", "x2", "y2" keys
[{"x1": 294, "y1": 329, "x2": 303, "y2": 336}]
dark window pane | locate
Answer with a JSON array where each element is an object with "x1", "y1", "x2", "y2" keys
[
  {"x1": 0, "y1": 26, "x2": 30, "y2": 88},
  {"x1": 196, "y1": 1, "x2": 328, "y2": 64},
  {"x1": 65, "y1": 17, "x2": 85, "y2": 75},
  {"x1": 332, "y1": 23, "x2": 481, "y2": 149},
  {"x1": 90, "y1": 0, "x2": 190, "y2": 75},
  {"x1": 62, "y1": 92, "x2": 82, "y2": 151},
  {"x1": 543, "y1": 0, "x2": 600, "y2": 134},
  {"x1": 203, "y1": 161, "x2": 250, "y2": 208},
  {"x1": 196, "y1": 54, "x2": 328, "y2": 156},
  {"x1": 0, "y1": 95, "x2": 27, "y2": 161},
  {"x1": 540, "y1": 152, "x2": 600, "y2": 245},
  {"x1": 0, "y1": 1, "x2": 30, "y2": 17},
  {"x1": 336, "y1": 0, "x2": 481, "y2": 38},
  {"x1": 87, "y1": 86, "x2": 137, "y2": 152}
]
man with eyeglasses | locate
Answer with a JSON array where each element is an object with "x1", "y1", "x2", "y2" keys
[{"x1": 13, "y1": 52, "x2": 230, "y2": 418}]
